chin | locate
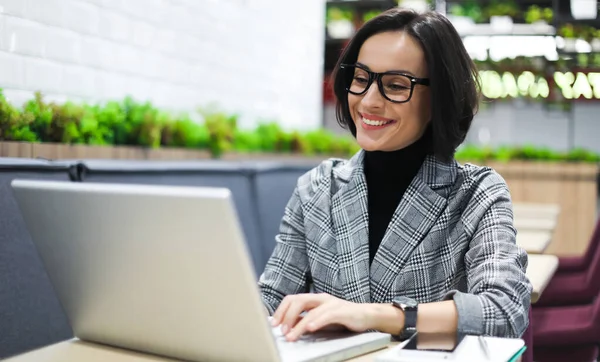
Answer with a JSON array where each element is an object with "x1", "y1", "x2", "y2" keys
[{"x1": 356, "y1": 136, "x2": 387, "y2": 152}]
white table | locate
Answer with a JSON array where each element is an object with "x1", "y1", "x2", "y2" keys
[
  {"x1": 516, "y1": 230, "x2": 553, "y2": 254},
  {"x1": 526, "y1": 254, "x2": 559, "y2": 303},
  {"x1": 514, "y1": 218, "x2": 557, "y2": 232},
  {"x1": 513, "y1": 203, "x2": 560, "y2": 219}
]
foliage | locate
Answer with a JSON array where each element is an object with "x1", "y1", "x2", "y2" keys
[
  {"x1": 558, "y1": 23, "x2": 600, "y2": 40},
  {"x1": 484, "y1": 0, "x2": 519, "y2": 18},
  {"x1": 448, "y1": 0, "x2": 485, "y2": 23},
  {"x1": 0, "y1": 90, "x2": 37, "y2": 142},
  {"x1": 326, "y1": 7, "x2": 353, "y2": 23},
  {"x1": 0, "y1": 91, "x2": 361, "y2": 159},
  {"x1": 0, "y1": 91, "x2": 598, "y2": 163},
  {"x1": 524, "y1": 5, "x2": 553, "y2": 24},
  {"x1": 363, "y1": 10, "x2": 381, "y2": 23},
  {"x1": 455, "y1": 144, "x2": 600, "y2": 164}
]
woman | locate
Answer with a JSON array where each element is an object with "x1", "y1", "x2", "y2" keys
[{"x1": 258, "y1": 8, "x2": 532, "y2": 343}]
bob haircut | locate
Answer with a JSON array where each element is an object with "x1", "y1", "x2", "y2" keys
[{"x1": 331, "y1": 8, "x2": 480, "y2": 162}]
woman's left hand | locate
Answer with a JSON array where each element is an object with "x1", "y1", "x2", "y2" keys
[{"x1": 271, "y1": 293, "x2": 375, "y2": 341}]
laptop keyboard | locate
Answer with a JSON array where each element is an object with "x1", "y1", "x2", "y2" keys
[
  {"x1": 272, "y1": 325, "x2": 374, "y2": 361},
  {"x1": 274, "y1": 329, "x2": 336, "y2": 347},
  {"x1": 268, "y1": 318, "x2": 390, "y2": 362}
]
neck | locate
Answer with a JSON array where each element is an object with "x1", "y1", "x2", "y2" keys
[{"x1": 363, "y1": 130, "x2": 432, "y2": 182}]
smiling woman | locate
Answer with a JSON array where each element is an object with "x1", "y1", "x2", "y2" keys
[{"x1": 258, "y1": 7, "x2": 532, "y2": 347}]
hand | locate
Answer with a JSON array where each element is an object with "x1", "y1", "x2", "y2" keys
[{"x1": 271, "y1": 293, "x2": 375, "y2": 341}]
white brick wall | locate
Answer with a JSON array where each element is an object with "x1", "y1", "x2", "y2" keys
[{"x1": 0, "y1": 0, "x2": 326, "y2": 130}]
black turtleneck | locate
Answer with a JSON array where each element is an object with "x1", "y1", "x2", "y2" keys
[{"x1": 364, "y1": 131, "x2": 431, "y2": 265}]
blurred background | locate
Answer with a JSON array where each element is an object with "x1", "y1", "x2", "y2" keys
[{"x1": 1, "y1": 2, "x2": 600, "y2": 361}]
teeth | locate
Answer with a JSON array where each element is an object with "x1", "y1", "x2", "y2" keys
[{"x1": 362, "y1": 116, "x2": 392, "y2": 126}]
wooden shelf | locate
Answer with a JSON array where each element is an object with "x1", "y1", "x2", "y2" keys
[{"x1": 456, "y1": 23, "x2": 556, "y2": 36}]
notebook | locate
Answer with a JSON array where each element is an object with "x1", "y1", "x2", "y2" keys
[{"x1": 375, "y1": 334, "x2": 526, "y2": 362}]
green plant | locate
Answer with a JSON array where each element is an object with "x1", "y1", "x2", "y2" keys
[
  {"x1": 448, "y1": 1, "x2": 485, "y2": 23},
  {"x1": 485, "y1": 0, "x2": 519, "y2": 18},
  {"x1": 0, "y1": 90, "x2": 37, "y2": 142},
  {"x1": 51, "y1": 101, "x2": 86, "y2": 144},
  {"x1": 557, "y1": 24, "x2": 600, "y2": 41},
  {"x1": 23, "y1": 92, "x2": 53, "y2": 141},
  {"x1": 232, "y1": 129, "x2": 262, "y2": 153},
  {"x1": 525, "y1": 6, "x2": 553, "y2": 24},
  {"x1": 363, "y1": 10, "x2": 381, "y2": 23},
  {"x1": 456, "y1": 144, "x2": 600, "y2": 163},
  {"x1": 118, "y1": 97, "x2": 169, "y2": 148},
  {"x1": 455, "y1": 144, "x2": 494, "y2": 163},
  {"x1": 326, "y1": 7, "x2": 353, "y2": 24},
  {"x1": 161, "y1": 115, "x2": 209, "y2": 149},
  {"x1": 255, "y1": 122, "x2": 284, "y2": 152},
  {"x1": 92, "y1": 101, "x2": 124, "y2": 145},
  {"x1": 558, "y1": 23, "x2": 577, "y2": 39},
  {"x1": 579, "y1": 25, "x2": 600, "y2": 41},
  {"x1": 566, "y1": 148, "x2": 600, "y2": 162},
  {"x1": 198, "y1": 106, "x2": 238, "y2": 158}
]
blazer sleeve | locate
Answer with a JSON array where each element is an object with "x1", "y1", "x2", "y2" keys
[
  {"x1": 258, "y1": 184, "x2": 311, "y2": 315},
  {"x1": 444, "y1": 170, "x2": 533, "y2": 338}
]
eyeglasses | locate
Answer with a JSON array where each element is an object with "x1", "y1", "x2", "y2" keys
[{"x1": 339, "y1": 63, "x2": 430, "y2": 103}]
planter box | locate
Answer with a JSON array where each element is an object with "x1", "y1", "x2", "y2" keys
[
  {"x1": 486, "y1": 160, "x2": 599, "y2": 256},
  {"x1": 0, "y1": 141, "x2": 211, "y2": 160}
]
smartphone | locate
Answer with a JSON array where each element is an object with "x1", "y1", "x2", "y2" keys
[{"x1": 398, "y1": 332, "x2": 465, "y2": 360}]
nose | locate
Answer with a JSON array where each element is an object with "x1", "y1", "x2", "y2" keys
[{"x1": 360, "y1": 80, "x2": 385, "y2": 109}]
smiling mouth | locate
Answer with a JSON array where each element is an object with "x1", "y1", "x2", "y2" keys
[{"x1": 360, "y1": 114, "x2": 396, "y2": 127}]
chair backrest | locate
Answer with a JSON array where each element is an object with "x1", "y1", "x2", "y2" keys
[
  {"x1": 522, "y1": 305, "x2": 533, "y2": 362},
  {"x1": 250, "y1": 162, "x2": 316, "y2": 262},
  {"x1": 0, "y1": 158, "x2": 76, "y2": 358},
  {"x1": 590, "y1": 278, "x2": 600, "y2": 337},
  {"x1": 582, "y1": 217, "x2": 600, "y2": 271},
  {"x1": 582, "y1": 219, "x2": 600, "y2": 295}
]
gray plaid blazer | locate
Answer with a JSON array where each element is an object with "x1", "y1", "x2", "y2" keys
[{"x1": 258, "y1": 150, "x2": 532, "y2": 338}]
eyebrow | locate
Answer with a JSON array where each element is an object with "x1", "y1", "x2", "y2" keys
[{"x1": 356, "y1": 62, "x2": 417, "y2": 77}]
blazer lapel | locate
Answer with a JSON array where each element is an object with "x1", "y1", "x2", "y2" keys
[
  {"x1": 369, "y1": 155, "x2": 458, "y2": 302},
  {"x1": 330, "y1": 151, "x2": 372, "y2": 303}
]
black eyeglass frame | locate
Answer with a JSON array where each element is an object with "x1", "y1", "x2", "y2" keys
[{"x1": 340, "y1": 63, "x2": 430, "y2": 104}]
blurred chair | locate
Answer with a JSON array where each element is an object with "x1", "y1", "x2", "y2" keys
[
  {"x1": 0, "y1": 158, "x2": 75, "y2": 359},
  {"x1": 534, "y1": 218, "x2": 600, "y2": 307},
  {"x1": 532, "y1": 290, "x2": 600, "y2": 362},
  {"x1": 522, "y1": 305, "x2": 534, "y2": 362},
  {"x1": 553, "y1": 217, "x2": 600, "y2": 274}
]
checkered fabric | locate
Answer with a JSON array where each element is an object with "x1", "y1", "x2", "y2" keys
[{"x1": 258, "y1": 150, "x2": 532, "y2": 338}]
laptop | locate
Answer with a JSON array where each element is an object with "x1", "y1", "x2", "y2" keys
[{"x1": 11, "y1": 179, "x2": 390, "y2": 362}]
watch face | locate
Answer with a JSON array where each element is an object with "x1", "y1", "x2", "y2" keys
[{"x1": 394, "y1": 296, "x2": 418, "y2": 309}]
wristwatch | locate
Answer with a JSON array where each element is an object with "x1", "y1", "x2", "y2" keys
[{"x1": 392, "y1": 296, "x2": 418, "y2": 340}]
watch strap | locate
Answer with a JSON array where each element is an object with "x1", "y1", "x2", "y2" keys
[
  {"x1": 392, "y1": 297, "x2": 418, "y2": 340},
  {"x1": 401, "y1": 306, "x2": 418, "y2": 339}
]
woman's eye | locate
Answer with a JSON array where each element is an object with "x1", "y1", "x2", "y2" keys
[
  {"x1": 388, "y1": 84, "x2": 410, "y2": 91},
  {"x1": 354, "y1": 76, "x2": 369, "y2": 84}
]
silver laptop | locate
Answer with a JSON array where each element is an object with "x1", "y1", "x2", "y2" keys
[{"x1": 12, "y1": 179, "x2": 390, "y2": 362}]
